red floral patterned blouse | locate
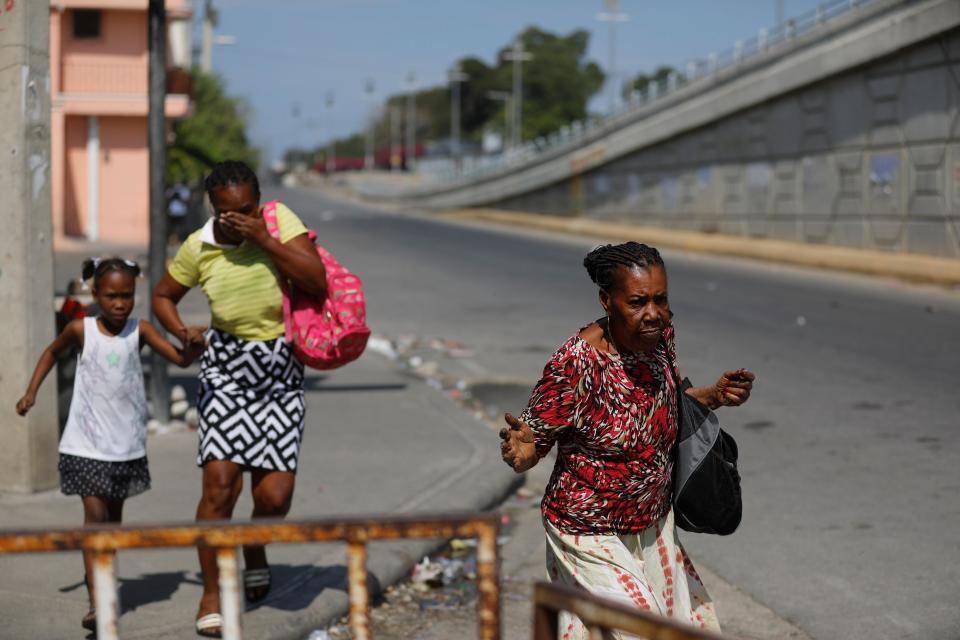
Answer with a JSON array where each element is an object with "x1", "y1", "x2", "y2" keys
[{"x1": 521, "y1": 324, "x2": 680, "y2": 535}]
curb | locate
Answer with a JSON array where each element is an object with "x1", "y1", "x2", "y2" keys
[
  {"x1": 262, "y1": 354, "x2": 524, "y2": 640},
  {"x1": 440, "y1": 208, "x2": 960, "y2": 288}
]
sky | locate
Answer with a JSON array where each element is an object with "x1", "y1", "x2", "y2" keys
[{"x1": 195, "y1": 1, "x2": 827, "y2": 162}]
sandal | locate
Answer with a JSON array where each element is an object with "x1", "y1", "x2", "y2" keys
[
  {"x1": 81, "y1": 608, "x2": 97, "y2": 632},
  {"x1": 195, "y1": 612, "x2": 223, "y2": 638},
  {"x1": 243, "y1": 567, "x2": 272, "y2": 602}
]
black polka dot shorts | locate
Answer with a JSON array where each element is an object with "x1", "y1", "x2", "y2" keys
[{"x1": 59, "y1": 454, "x2": 151, "y2": 501}]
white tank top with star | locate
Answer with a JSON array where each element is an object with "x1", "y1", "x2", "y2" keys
[{"x1": 59, "y1": 317, "x2": 149, "y2": 461}]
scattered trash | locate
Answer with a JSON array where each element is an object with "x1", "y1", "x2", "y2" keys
[
  {"x1": 411, "y1": 557, "x2": 446, "y2": 587},
  {"x1": 796, "y1": 315, "x2": 807, "y2": 327},
  {"x1": 516, "y1": 486, "x2": 537, "y2": 500},
  {"x1": 419, "y1": 594, "x2": 463, "y2": 610},
  {"x1": 408, "y1": 355, "x2": 424, "y2": 368},
  {"x1": 306, "y1": 630, "x2": 332, "y2": 640},
  {"x1": 366, "y1": 336, "x2": 398, "y2": 361}
]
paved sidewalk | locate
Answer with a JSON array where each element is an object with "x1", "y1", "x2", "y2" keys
[{"x1": 0, "y1": 245, "x2": 519, "y2": 639}]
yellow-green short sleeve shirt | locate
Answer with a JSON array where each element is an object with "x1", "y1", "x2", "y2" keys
[{"x1": 168, "y1": 201, "x2": 308, "y2": 341}]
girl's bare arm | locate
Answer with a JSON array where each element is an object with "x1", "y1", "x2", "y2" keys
[
  {"x1": 17, "y1": 319, "x2": 84, "y2": 416},
  {"x1": 139, "y1": 320, "x2": 203, "y2": 368}
]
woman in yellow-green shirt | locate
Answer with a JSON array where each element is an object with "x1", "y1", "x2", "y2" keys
[{"x1": 152, "y1": 161, "x2": 327, "y2": 637}]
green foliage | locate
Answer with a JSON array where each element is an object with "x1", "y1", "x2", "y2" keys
[
  {"x1": 167, "y1": 70, "x2": 260, "y2": 184},
  {"x1": 506, "y1": 27, "x2": 605, "y2": 140},
  {"x1": 294, "y1": 25, "x2": 606, "y2": 161}
]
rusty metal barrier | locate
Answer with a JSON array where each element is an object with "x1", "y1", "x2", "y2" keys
[
  {"x1": 533, "y1": 581, "x2": 727, "y2": 640},
  {"x1": 0, "y1": 511, "x2": 501, "y2": 640}
]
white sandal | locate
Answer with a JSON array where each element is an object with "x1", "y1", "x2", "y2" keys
[
  {"x1": 243, "y1": 567, "x2": 271, "y2": 602},
  {"x1": 195, "y1": 612, "x2": 223, "y2": 638}
]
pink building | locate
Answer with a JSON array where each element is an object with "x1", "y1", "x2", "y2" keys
[{"x1": 49, "y1": 0, "x2": 193, "y2": 246}]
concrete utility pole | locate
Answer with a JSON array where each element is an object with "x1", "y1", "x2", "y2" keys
[
  {"x1": 364, "y1": 78, "x2": 375, "y2": 171},
  {"x1": 597, "y1": 0, "x2": 629, "y2": 114},
  {"x1": 486, "y1": 90, "x2": 511, "y2": 151},
  {"x1": 201, "y1": 0, "x2": 216, "y2": 73},
  {"x1": 199, "y1": 1, "x2": 235, "y2": 73},
  {"x1": 0, "y1": 0, "x2": 59, "y2": 491},
  {"x1": 405, "y1": 72, "x2": 416, "y2": 172},
  {"x1": 389, "y1": 104, "x2": 401, "y2": 171},
  {"x1": 503, "y1": 38, "x2": 532, "y2": 149},
  {"x1": 148, "y1": 0, "x2": 170, "y2": 424},
  {"x1": 325, "y1": 92, "x2": 336, "y2": 174},
  {"x1": 447, "y1": 65, "x2": 469, "y2": 170}
]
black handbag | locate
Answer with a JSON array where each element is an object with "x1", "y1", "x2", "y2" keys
[{"x1": 670, "y1": 375, "x2": 742, "y2": 535}]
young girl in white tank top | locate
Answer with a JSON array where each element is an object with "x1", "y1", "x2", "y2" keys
[{"x1": 16, "y1": 258, "x2": 204, "y2": 632}]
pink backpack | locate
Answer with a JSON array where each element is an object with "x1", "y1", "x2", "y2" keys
[{"x1": 263, "y1": 201, "x2": 370, "y2": 370}]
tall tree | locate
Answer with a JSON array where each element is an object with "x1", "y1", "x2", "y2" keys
[
  {"x1": 500, "y1": 27, "x2": 605, "y2": 140},
  {"x1": 167, "y1": 70, "x2": 260, "y2": 184}
]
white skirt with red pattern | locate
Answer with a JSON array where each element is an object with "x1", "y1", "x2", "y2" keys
[{"x1": 544, "y1": 508, "x2": 720, "y2": 639}]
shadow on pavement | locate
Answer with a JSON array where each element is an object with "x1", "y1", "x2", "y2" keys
[{"x1": 249, "y1": 563, "x2": 383, "y2": 612}]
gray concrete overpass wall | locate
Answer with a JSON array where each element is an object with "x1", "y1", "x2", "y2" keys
[{"x1": 401, "y1": 0, "x2": 960, "y2": 258}]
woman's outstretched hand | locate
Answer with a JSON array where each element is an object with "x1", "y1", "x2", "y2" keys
[
  {"x1": 499, "y1": 413, "x2": 538, "y2": 473},
  {"x1": 713, "y1": 369, "x2": 755, "y2": 407}
]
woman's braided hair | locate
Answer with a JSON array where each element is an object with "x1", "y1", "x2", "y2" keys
[
  {"x1": 583, "y1": 242, "x2": 664, "y2": 292},
  {"x1": 204, "y1": 160, "x2": 260, "y2": 199}
]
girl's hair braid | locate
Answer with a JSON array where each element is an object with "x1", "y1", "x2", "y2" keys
[
  {"x1": 583, "y1": 242, "x2": 664, "y2": 292},
  {"x1": 81, "y1": 257, "x2": 141, "y2": 287}
]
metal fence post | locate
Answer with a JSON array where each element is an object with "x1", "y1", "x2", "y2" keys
[
  {"x1": 476, "y1": 522, "x2": 501, "y2": 640},
  {"x1": 217, "y1": 547, "x2": 244, "y2": 640},
  {"x1": 347, "y1": 540, "x2": 370, "y2": 640},
  {"x1": 93, "y1": 551, "x2": 120, "y2": 640}
]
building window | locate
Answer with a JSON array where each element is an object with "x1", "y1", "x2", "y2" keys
[{"x1": 72, "y1": 10, "x2": 102, "y2": 39}]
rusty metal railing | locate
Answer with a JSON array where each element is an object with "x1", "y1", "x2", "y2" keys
[
  {"x1": 0, "y1": 512, "x2": 501, "y2": 640},
  {"x1": 533, "y1": 581, "x2": 727, "y2": 640}
]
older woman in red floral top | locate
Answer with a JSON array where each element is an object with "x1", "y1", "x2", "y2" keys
[{"x1": 500, "y1": 242, "x2": 754, "y2": 637}]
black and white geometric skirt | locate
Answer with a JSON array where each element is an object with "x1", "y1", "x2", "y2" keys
[{"x1": 197, "y1": 329, "x2": 306, "y2": 472}]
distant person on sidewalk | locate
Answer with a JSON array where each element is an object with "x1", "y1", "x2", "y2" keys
[
  {"x1": 499, "y1": 242, "x2": 755, "y2": 637},
  {"x1": 16, "y1": 257, "x2": 202, "y2": 632},
  {"x1": 152, "y1": 160, "x2": 327, "y2": 638},
  {"x1": 166, "y1": 182, "x2": 190, "y2": 245}
]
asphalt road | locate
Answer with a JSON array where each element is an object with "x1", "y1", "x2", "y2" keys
[{"x1": 275, "y1": 183, "x2": 960, "y2": 640}]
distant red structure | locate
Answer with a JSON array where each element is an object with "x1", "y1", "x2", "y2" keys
[{"x1": 314, "y1": 144, "x2": 425, "y2": 173}]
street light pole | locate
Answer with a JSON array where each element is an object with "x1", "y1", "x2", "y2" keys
[
  {"x1": 325, "y1": 92, "x2": 335, "y2": 174},
  {"x1": 503, "y1": 38, "x2": 532, "y2": 149},
  {"x1": 486, "y1": 90, "x2": 511, "y2": 152},
  {"x1": 390, "y1": 104, "x2": 401, "y2": 172},
  {"x1": 364, "y1": 78, "x2": 375, "y2": 171},
  {"x1": 405, "y1": 71, "x2": 416, "y2": 172},
  {"x1": 201, "y1": 0, "x2": 216, "y2": 73},
  {"x1": 596, "y1": 0, "x2": 629, "y2": 114},
  {"x1": 448, "y1": 65, "x2": 469, "y2": 170},
  {"x1": 148, "y1": 0, "x2": 169, "y2": 424}
]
